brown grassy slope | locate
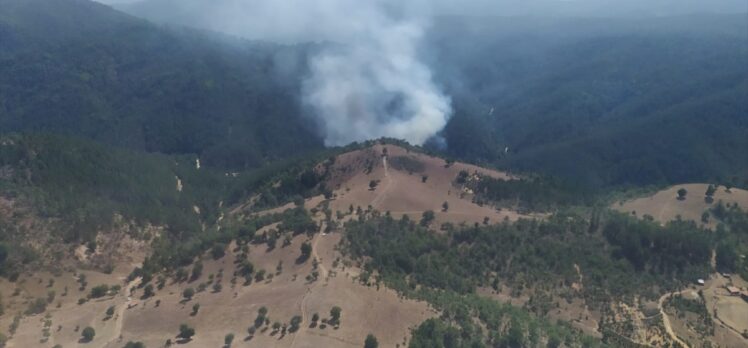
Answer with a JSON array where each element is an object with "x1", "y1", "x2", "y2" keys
[
  {"x1": 613, "y1": 184, "x2": 748, "y2": 228},
  {"x1": 326, "y1": 144, "x2": 536, "y2": 226}
]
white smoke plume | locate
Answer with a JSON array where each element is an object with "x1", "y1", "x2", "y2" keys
[
  {"x1": 298, "y1": 3, "x2": 451, "y2": 146},
  {"x1": 116, "y1": 0, "x2": 453, "y2": 146}
]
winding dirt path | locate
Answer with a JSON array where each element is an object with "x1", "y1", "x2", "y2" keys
[
  {"x1": 371, "y1": 156, "x2": 392, "y2": 209},
  {"x1": 658, "y1": 291, "x2": 690, "y2": 348},
  {"x1": 102, "y1": 277, "x2": 141, "y2": 348}
]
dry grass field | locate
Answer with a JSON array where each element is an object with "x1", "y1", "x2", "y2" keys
[
  {"x1": 0, "y1": 229, "x2": 433, "y2": 347},
  {"x1": 327, "y1": 144, "x2": 537, "y2": 227},
  {"x1": 614, "y1": 183, "x2": 748, "y2": 229}
]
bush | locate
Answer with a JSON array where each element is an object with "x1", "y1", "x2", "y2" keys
[
  {"x1": 81, "y1": 326, "x2": 95, "y2": 342},
  {"x1": 25, "y1": 298, "x2": 47, "y2": 315},
  {"x1": 178, "y1": 324, "x2": 195, "y2": 340},
  {"x1": 183, "y1": 288, "x2": 195, "y2": 301},
  {"x1": 364, "y1": 334, "x2": 379, "y2": 348},
  {"x1": 89, "y1": 284, "x2": 109, "y2": 298}
]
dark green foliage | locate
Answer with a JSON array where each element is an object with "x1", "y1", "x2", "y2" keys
[
  {"x1": 711, "y1": 204, "x2": 748, "y2": 279},
  {"x1": 603, "y1": 214, "x2": 710, "y2": 275},
  {"x1": 420, "y1": 210, "x2": 435, "y2": 227},
  {"x1": 329, "y1": 306, "x2": 341, "y2": 325},
  {"x1": 0, "y1": 133, "x2": 224, "y2": 243},
  {"x1": 299, "y1": 242, "x2": 312, "y2": 263},
  {"x1": 432, "y1": 16, "x2": 748, "y2": 189},
  {"x1": 278, "y1": 207, "x2": 317, "y2": 236},
  {"x1": 344, "y1": 212, "x2": 711, "y2": 303},
  {"x1": 89, "y1": 284, "x2": 109, "y2": 299},
  {"x1": 0, "y1": 0, "x2": 323, "y2": 171},
  {"x1": 142, "y1": 284, "x2": 154, "y2": 299},
  {"x1": 25, "y1": 298, "x2": 47, "y2": 315},
  {"x1": 469, "y1": 175, "x2": 591, "y2": 211},
  {"x1": 388, "y1": 156, "x2": 425, "y2": 173},
  {"x1": 123, "y1": 342, "x2": 145, "y2": 348},
  {"x1": 182, "y1": 288, "x2": 195, "y2": 301},
  {"x1": 364, "y1": 333, "x2": 378, "y2": 348},
  {"x1": 211, "y1": 243, "x2": 226, "y2": 260},
  {"x1": 677, "y1": 188, "x2": 688, "y2": 200},
  {"x1": 81, "y1": 326, "x2": 95, "y2": 342},
  {"x1": 289, "y1": 315, "x2": 302, "y2": 332},
  {"x1": 178, "y1": 324, "x2": 195, "y2": 340}
]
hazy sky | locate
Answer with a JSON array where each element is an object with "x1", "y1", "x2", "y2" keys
[{"x1": 97, "y1": 0, "x2": 748, "y2": 17}]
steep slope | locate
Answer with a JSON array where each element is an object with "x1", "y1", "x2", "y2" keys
[
  {"x1": 0, "y1": 0, "x2": 322, "y2": 170},
  {"x1": 431, "y1": 15, "x2": 748, "y2": 188}
]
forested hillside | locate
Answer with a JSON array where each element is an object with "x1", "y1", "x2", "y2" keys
[
  {"x1": 0, "y1": 0, "x2": 322, "y2": 170},
  {"x1": 430, "y1": 15, "x2": 748, "y2": 189}
]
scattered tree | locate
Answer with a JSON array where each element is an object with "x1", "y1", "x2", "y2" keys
[
  {"x1": 81, "y1": 326, "x2": 95, "y2": 342},
  {"x1": 369, "y1": 180, "x2": 379, "y2": 190},
  {"x1": 224, "y1": 333, "x2": 234, "y2": 347},
  {"x1": 178, "y1": 324, "x2": 195, "y2": 340},
  {"x1": 190, "y1": 261, "x2": 203, "y2": 282},
  {"x1": 123, "y1": 342, "x2": 145, "y2": 348},
  {"x1": 183, "y1": 288, "x2": 195, "y2": 301},
  {"x1": 89, "y1": 284, "x2": 109, "y2": 298},
  {"x1": 191, "y1": 303, "x2": 200, "y2": 316},
  {"x1": 142, "y1": 284, "x2": 154, "y2": 299},
  {"x1": 211, "y1": 243, "x2": 226, "y2": 260},
  {"x1": 289, "y1": 315, "x2": 302, "y2": 332},
  {"x1": 677, "y1": 188, "x2": 688, "y2": 200},
  {"x1": 330, "y1": 306, "x2": 342, "y2": 325},
  {"x1": 442, "y1": 201, "x2": 449, "y2": 212},
  {"x1": 299, "y1": 242, "x2": 312, "y2": 263},
  {"x1": 420, "y1": 211, "x2": 435, "y2": 227},
  {"x1": 364, "y1": 334, "x2": 379, "y2": 348},
  {"x1": 106, "y1": 305, "x2": 115, "y2": 318}
]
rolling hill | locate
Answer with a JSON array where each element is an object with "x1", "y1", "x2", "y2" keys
[{"x1": 0, "y1": 0, "x2": 323, "y2": 170}]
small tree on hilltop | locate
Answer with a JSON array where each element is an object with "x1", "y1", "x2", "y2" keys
[
  {"x1": 677, "y1": 188, "x2": 688, "y2": 200},
  {"x1": 81, "y1": 326, "x2": 95, "y2": 342},
  {"x1": 178, "y1": 324, "x2": 195, "y2": 340},
  {"x1": 299, "y1": 242, "x2": 312, "y2": 263},
  {"x1": 190, "y1": 261, "x2": 203, "y2": 282},
  {"x1": 142, "y1": 284, "x2": 154, "y2": 299},
  {"x1": 364, "y1": 334, "x2": 379, "y2": 348},
  {"x1": 183, "y1": 288, "x2": 195, "y2": 301},
  {"x1": 123, "y1": 342, "x2": 145, "y2": 348},
  {"x1": 330, "y1": 306, "x2": 342, "y2": 325},
  {"x1": 420, "y1": 210, "x2": 435, "y2": 227},
  {"x1": 290, "y1": 315, "x2": 302, "y2": 332}
]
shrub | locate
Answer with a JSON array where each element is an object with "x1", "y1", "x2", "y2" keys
[{"x1": 81, "y1": 326, "x2": 95, "y2": 342}]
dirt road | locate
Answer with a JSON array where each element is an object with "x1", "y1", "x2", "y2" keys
[
  {"x1": 371, "y1": 156, "x2": 391, "y2": 209},
  {"x1": 658, "y1": 291, "x2": 690, "y2": 348}
]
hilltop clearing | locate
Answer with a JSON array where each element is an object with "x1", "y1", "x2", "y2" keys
[
  {"x1": 614, "y1": 183, "x2": 748, "y2": 228},
  {"x1": 323, "y1": 144, "x2": 537, "y2": 226}
]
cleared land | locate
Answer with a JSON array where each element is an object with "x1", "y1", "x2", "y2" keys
[
  {"x1": 327, "y1": 144, "x2": 536, "y2": 227},
  {"x1": 614, "y1": 183, "x2": 748, "y2": 228}
]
